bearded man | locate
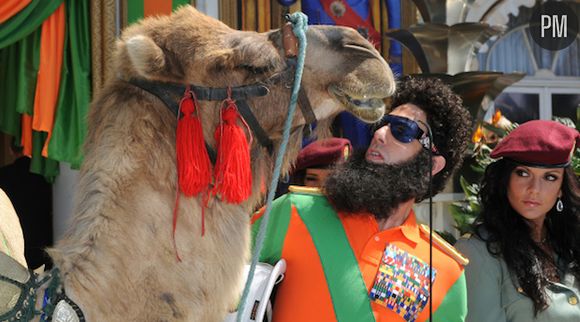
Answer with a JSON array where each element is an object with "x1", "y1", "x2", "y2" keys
[{"x1": 251, "y1": 77, "x2": 472, "y2": 322}]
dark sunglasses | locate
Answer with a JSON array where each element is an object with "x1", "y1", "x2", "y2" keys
[{"x1": 380, "y1": 115, "x2": 439, "y2": 154}]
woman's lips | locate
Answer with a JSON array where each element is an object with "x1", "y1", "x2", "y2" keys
[{"x1": 523, "y1": 200, "x2": 541, "y2": 207}]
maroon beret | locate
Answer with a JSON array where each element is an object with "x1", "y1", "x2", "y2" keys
[
  {"x1": 294, "y1": 138, "x2": 351, "y2": 171},
  {"x1": 491, "y1": 120, "x2": 580, "y2": 167}
]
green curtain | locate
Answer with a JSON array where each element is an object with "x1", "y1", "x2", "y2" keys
[
  {"x1": 0, "y1": 0, "x2": 63, "y2": 49},
  {"x1": 126, "y1": 1, "x2": 144, "y2": 25},
  {"x1": 0, "y1": 0, "x2": 91, "y2": 180},
  {"x1": 0, "y1": 28, "x2": 41, "y2": 138},
  {"x1": 126, "y1": 0, "x2": 192, "y2": 25},
  {"x1": 48, "y1": 0, "x2": 92, "y2": 169},
  {"x1": 30, "y1": 131, "x2": 59, "y2": 182}
]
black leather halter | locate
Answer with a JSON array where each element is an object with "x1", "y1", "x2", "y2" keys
[
  {"x1": 129, "y1": 78, "x2": 274, "y2": 163},
  {"x1": 126, "y1": 21, "x2": 317, "y2": 163},
  {"x1": 128, "y1": 71, "x2": 317, "y2": 164}
]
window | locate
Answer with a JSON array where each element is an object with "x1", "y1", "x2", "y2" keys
[{"x1": 479, "y1": 3, "x2": 580, "y2": 125}]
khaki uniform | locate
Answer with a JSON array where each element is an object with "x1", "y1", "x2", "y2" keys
[{"x1": 456, "y1": 237, "x2": 580, "y2": 322}]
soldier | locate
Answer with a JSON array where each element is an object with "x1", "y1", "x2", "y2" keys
[
  {"x1": 252, "y1": 77, "x2": 472, "y2": 322},
  {"x1": 457, "y1": 120, "x2": 580, "y2": 322},
  {"x1": 291, "y1": 137, "x2": 351, "y2": 188}
]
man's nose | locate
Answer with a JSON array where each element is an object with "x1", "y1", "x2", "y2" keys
[{"x1": 373, "y1": 125, "x2": 390, "y2": 144}]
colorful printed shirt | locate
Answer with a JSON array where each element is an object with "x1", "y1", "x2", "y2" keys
[{"x1": 251, "y1": 187, "x2": 467, "y2": 322}]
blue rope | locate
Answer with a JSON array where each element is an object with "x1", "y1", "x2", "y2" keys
[{"x1": 235, "y1": 12, "x2": 308, "y2": 322}]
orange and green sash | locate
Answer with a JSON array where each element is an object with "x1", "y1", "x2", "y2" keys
[
  {"x1": 253, "y1": 192, "x2": 375, "y2": 322},
  {"x1": 292, "y1": 192, "x2": 375, "y2": 322},
  {"x1": 252, "y1": 191, "x2": 468, "y2": 322}
]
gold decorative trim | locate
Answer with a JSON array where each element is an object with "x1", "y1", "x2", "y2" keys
[
  {"x1": 419, "y1": 224, "x2": 469, "y2": 266},
  {"x1": 288, "y1": 185, "x2": 323, "y2": 195}
]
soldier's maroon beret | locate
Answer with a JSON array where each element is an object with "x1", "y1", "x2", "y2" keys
[
  {"x1": 294, "y1": 138, "x2": 351, "y2": 171},
  {"x1": 490, "y1": 120, "x2": 580, "y2": 167}
]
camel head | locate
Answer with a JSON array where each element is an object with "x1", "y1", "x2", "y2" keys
[{"x1": 114, "y1": 5, "x2": 395, "y2": 133}]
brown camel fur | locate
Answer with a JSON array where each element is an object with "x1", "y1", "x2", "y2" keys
[{"x1": 46, "y1": 6, "x2": 395, "y2": 321}]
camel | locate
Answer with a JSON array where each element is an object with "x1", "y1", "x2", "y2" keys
[{"x1": 3, "y1": 5, "x2": 395, "y2": 321}]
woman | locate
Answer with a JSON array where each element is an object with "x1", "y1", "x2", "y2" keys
[{"x1": 456, "y1": 120, "x2": 580, "y2": 322}]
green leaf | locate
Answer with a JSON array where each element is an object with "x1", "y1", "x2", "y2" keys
[
  {"x1": 482, "y1": 122, "x2": 507, "y2": 137},
  {"x1": 436, "y1": 230, "x2": 457, "y2": 245}
]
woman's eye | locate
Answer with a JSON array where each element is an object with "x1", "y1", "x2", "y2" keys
[
  {"x1": 515, "y1": 169, "x2": 529, "y2": 177},
  {"x1": 545, "y1": 174, "x2": 558, "y2": 181}
]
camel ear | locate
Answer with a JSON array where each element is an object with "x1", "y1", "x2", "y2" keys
[
  {"x1": 209, "y1": 36, "x2": 282, "y2": 75},
  {"x1": 126, "y1": 35, "x2": 166, "y2": 78},
  {"x1": 125, "y1": 35, "x2": 185, "y2": 79}
]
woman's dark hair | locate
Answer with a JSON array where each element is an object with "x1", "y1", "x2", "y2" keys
[
  {"x1": 386, "y1": 76, "x2": 472, "y2": 197},
  {"x1": 475, "y1": 159, "x2": 580, "y2": 314}
]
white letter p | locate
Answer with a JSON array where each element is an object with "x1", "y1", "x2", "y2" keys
[{"x1": 541, "y1": 15, "x2": 552, "y2": 37}]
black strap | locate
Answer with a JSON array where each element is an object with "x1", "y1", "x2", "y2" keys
[
  {"x1": 128, "y1": 79, "x2": 218, "y2": 163},
  {"x1": 128, "y1": 79, "x2": 271, "y2": 162},
  {"x1": 298, "y1": 87, "x2": 316, "y2": 138},
  {"x1": 193, "y1": 84, "x2": 269, "y2": 101},
  {"x1": 129, "y1": 78, "x2": 182, "y2": 116},
  {"x1": 127, "y1": 77, "x2": 317, "y2": 159},
  {"x1": 277, "y1": 59, "x2": 317, "y2": 138},
  {"x1": 129, "y1": 78, "x2": 269, "y2": 103},
  {"x1": 236, "y1": 100, "x2": 274, "y2": 154}
]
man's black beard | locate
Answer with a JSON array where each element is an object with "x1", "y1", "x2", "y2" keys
[{"x1": 324, "y1": 149, "x2": 432, "y2": 220}]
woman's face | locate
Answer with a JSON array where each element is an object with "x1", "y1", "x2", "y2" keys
[{"x1": 507, "y1": 165, "x2": 564, "y2": 226}]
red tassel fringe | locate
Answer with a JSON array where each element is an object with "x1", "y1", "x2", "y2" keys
[
  {"x1": 176, "y1": 92, "x2": 212, "y2": 196},
  {"x1": 173, "y1": 90, "x2": 212, "y2": 258},
  {"x1": 213, "y1": 98, "x2": 252, "y2": 204},
  {"x1": 172, "y1": 89, "x2": 254, "y2": 258}
]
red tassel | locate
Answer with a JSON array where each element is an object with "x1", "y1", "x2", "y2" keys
[
  {"x1": 176, "y1": 91, "x2": 212, "y2": 196},
  {"x1": 213, "y1": 98, "x2": 252, "y2": 204},
  {"x1": 173, "y1": 90, "x2": 212, "y2": 257}
]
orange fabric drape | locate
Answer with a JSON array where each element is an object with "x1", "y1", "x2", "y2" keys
[
  {"x1": 144, "y1": 1, "x2": 173, "y2": 17},
  {"x1": 28, "y1": 3, "x2": 65, "y2": 156},
  {"x1": 0, "y1": 0, "x2": 32, "y2": 24},
  {"x1": 21, "y1": 114, "x2": 33, "y2": 157}
]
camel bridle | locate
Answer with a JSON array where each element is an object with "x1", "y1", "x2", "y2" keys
[{"x1": 126, "y1": 23, "x2": 317, "y2": 164}]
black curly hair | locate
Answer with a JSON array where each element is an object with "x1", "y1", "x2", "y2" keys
[
  {"x1": 475, "y1": 159, "x2": 580, "y2": 315},
  {"x1": 381, "y1": 76, "x2": 472, "y2": 197}
]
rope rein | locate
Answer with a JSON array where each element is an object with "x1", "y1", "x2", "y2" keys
[{"x1": 235, "y1": 12, "x2": 308, "y2": 322}]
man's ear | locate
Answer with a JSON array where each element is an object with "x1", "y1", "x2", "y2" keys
[{"x1": 431, "y1": 155, "x2": 446, "y2": 176}]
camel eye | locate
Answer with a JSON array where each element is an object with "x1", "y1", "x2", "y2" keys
[
  {"x1": 342, "y1": 43, "x2": 375, "y2": 57},
  {"x1": 239, "y1": 64, "x2": 270, "y2": 75}
]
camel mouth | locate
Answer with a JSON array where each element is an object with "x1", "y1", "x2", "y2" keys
[{"x1": 330, "y1": 86, "x2": 386, "y2": 123}]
